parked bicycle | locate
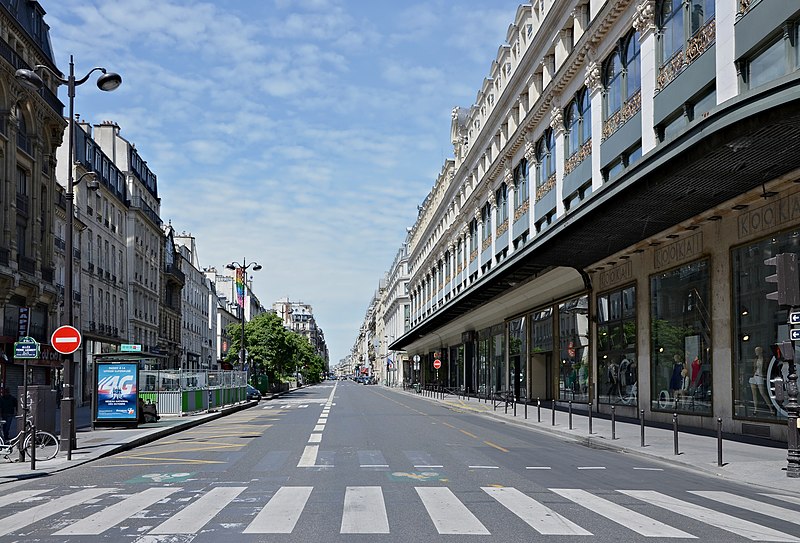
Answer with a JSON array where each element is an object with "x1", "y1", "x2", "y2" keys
[{"x1": 0, "y1": 415, "x2": 59, "y2": 462}]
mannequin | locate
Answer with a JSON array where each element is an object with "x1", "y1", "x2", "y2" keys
[
  {"x1": 749, "y1": 346, "x2": 773, "y2": 413},
  {"x1": 669, "y1": 354, "x2": 684, "y2": 400}
]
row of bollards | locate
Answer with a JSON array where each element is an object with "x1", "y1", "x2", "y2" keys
[{"x1": 420, "y1": 389, "x2": 725, "y2": 467}]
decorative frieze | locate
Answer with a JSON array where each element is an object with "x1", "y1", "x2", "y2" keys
[
  {"x1": 457, "y1": 263, "x2": 463, "y2": 274},
  {"x1": 535, "y1": 174, "x2": 556, "y2": 202},
  {"x1": 602, "y1": 89, "x2": 641, "y2": 140},
  {"x1": 564, "y1": 138, "x2": 592, "y2": 176},
  {"x1": 584, "y1": 60, "x2": 603, "y2": 95},
  {"x1": 550, "y1": 106, "x2": 565, "y2": 134},
  {"x1": 655, "y1": 18, "x2": 716, "y2": 93},
  {"x1": 482, "y1": 237, "x2": 492, "y2": 251},
  {"x1": 496, "y1": 219, "x2": 509, "y2": 237},
  {"x1": 514, "y1": 199, "x2": 530, "y2": 221},
  {"x1": 470, "y1": 249, "x2": 478, "y2": 261},
  {"x1": 632, "y1": 0, "x2": 656, "y2": 35}
]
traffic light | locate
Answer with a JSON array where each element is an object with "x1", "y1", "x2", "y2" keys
[
  {"x1": 764, "y1": 252, "x2": 800, "y2": 306},
  {"x1": 771, "y1": 341, "x2": 795, "y2": 361}
]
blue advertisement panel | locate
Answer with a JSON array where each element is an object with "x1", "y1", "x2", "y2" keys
[{"x1": 96, "y1": 363, "x2": 138, "y2": 421}]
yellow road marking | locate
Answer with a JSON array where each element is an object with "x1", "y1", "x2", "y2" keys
[
  {"x1": 484, "y1": 441, "x2": 509, "y2": 453},
  {"x1": 459, "y1": 429, "x2": 478, "y2": 438},
  {"x1": 112, "y1": 456, "x2": 225, "y2": 464},
  {"x1": 441, "y1": 422, "x2": 456, "y2": 429}
]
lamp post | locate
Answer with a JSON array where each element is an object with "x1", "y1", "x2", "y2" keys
[
  {"x1": 16, "y1": 56, "x2": 121, "y2": 460},
  {"x1": 226, "y1": 258, "x2": 261, "y2": 381}
]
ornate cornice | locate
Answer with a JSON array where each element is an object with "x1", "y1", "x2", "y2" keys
[
  {"x1": 550, "y1": 105, "x2": 565, "y2": 134},
  {"x1": 632, "y1": 0, "x2": 656, "y2": 36},
  {"x1": 584, "y1": 60, "x2": 603, "y2": 95}
]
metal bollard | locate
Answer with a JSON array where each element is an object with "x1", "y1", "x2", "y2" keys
[
  {"x1": 537, "y1": 398, "x2": 541, "y2": 422},
  {"x1": 30, "y1": 424, "x2": 36, "y2": 471},
  {"x1": 673, "y1": 413, "x2": 679, "y2": 455},
  {"x1": 569, "y1": 400, "x2": 573, "y2": 430},
  {"x1": 524, "y1": 398, "x2": 527, "y2": 419},
  {"x1": 513, "y1": 398, "x2": 517, "y2": 417},
  {"x1": 552, "y1": 399, "x2": 556, "y2": 426},
  {"x1": 640, "y1": 409, "x2": 645, "y2": 447},
  {"x1": 717, "y1": 417, "x2": 723, "y2": 467},
  {"x1": 611, "y1": 406, "x2": 616, "y2": 440},
  {"x1": 588, "y1": 402, "x2": 593, "y2": 435}
]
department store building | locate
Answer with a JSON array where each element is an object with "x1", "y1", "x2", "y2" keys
[{"x1": 390, "y1": 0, "x2": 800, "y2": 442}]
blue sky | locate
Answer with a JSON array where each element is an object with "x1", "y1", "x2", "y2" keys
[{"x1": 45, "y1": 0, "x2": 517, "y2": 363}]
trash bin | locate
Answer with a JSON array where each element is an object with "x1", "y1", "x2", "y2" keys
[
  {"x1": 413, "y1": 383, "x2": 421, "y2": 394},
  {"x1": 17, "y1": 385, "x2": 57, "y2": 434}
]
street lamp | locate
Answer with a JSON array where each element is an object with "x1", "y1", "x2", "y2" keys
[
  {"x1": 16, "y1": 55, "x2": 121, "y2": 460},
  {"x1": 226, "y1": 259, "x2": 262, "y2": 380}
]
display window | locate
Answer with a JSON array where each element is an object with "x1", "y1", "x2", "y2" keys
[
  {"x1": 597, "y1": 286, "x2": 637, "y2": 405},
  {"x1": 508, "y1": 316, "x2": 526, "y2": 401},
  {"x1": 731, "y1": 231, "x2": 800, "y2": 421},
  {"x1": 558, "y1": 295, "x2": 590, "y2": 402},
  {"x1": 650, "y1": 259, "x2": 712, "y2": 414}
]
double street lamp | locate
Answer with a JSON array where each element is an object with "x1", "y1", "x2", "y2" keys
[
  {"x1": 226, "y1": 259, "x2": 261, "y2": 379},
  {"x1": 16, "y1": 55, "x2": 121, "y2": 460}
]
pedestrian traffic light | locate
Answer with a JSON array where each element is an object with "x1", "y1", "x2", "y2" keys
[{"x1": 764, "y1": 252, "x2": 800, "y2": 306}]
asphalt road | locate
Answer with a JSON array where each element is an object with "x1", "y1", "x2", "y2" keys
[{"x1": 1, "y1": 381, "x2": 800, "y2": 542}]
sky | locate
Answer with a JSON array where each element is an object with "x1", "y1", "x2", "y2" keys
[{"x1": 44, "y1": 0, "x2": 517, "y2": 363}]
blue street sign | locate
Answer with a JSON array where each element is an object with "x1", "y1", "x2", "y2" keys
[
  {"x1": 791, "y1": 328, "x2": 800, "y2": 342},
  {"x1": 791, "y1": 312, "x2": 800, "y2": 325},
  {"x1": 14, "y1": 337, "x2": 39, "y2": 359}
]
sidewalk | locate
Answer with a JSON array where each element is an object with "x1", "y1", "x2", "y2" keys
[
  {"x1": 0, "y1": 388, "x2": 292, "y2": 484},
  {"x1": 395, "y1": 387, "x2": 800, "y2": 492}
]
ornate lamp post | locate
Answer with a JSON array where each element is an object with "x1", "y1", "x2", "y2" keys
[
  {"x1": 226, "y1": 259, "x2": 261, "y2": 380},
  {"x1": 16, "y1": 56, "x2": 121, "y2": 460}
]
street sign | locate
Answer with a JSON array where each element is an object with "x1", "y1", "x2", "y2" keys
[
  {"x1": 791, "y1": 312, "x2": 800, "y2": 325},
  {"x1": 51, "y1": 325, "x2": 82, "y2": 355},
  {"x1": 791, "y1": 329, "x2": 800, "y2": 342},
  {"x1": 14, "y1": 336, "x2": 39, "y2": 359},
  {"x1": 121, "y1": 344, "x2": 142, "y2": 352},
  {"x1": 433, "y1": 359, "x2": 442, "y2": 369},
  {"x1": 413, "y1": 354, "x2": 420, "y2": 363}
]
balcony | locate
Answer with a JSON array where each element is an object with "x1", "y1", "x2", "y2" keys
[
  {"x1": 72, "y1": 290, "x2": 81, "y2": 302},
  {"x1": 54, "y1": 237, "x2": 66, "y2": 251},
  {"x1": 41, "y1": 266, "x2": 54, "y2": 283},
  {"x1": 165, "y1": 263, "x2": 185, "y2": 284},
  {"x1": 18, "y1": 255, "x2": 35, "y2": 275},
  {"x1": 0, "y1": 39, "x2": 64, "y2": 117},
  {"x1": 88, "y1": 262, "x2": 94, "y2": 273}
]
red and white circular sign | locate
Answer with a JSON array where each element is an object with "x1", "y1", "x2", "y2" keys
[
  {"x1": 51, "y1": 325, "x2": 82, "y2": 355},
  {"x1": 433, "y1": 359, "x2": 442, "y2": 369}
]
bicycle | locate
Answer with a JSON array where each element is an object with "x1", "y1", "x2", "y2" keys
[{"x1": 0, "y1": 415, "x2": 59, "y2": 462}]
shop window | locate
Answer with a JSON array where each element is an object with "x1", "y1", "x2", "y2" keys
[
  {"x1": 508, "y1": 316, "x2": 527, "y2": 401},
  {"x1": 650, "y1": 259, "x2": 712, "y2": 414},
  {"x1": 597, "y1": 286, "x2": 637, "y2": 405},
  {"x1": 558, "y1": 295, "x2": 590, "y2": 402},
  {"x1": 731, "y1": 231, "x2": 800, "y2": 421}
]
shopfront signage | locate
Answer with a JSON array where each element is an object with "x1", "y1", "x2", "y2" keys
[
  {"x1": 597, "y1": 261, "x2": 633, "y2": 290},
  {"x1": 653, "y1": 232, "x2": 703, "y2": 270},
  {"x1": 738, "y1": 193, "x2": 800, "y2": 240},
  {"x1": 791, "y1": 329, "x2": 800, "y2": 342},
  {"x1": 790, "y1": 311, "x2": 800, "y2": 325},
  {"x1": 121, "y1": 344, "x2": 142, "y2": 352},
  {"x1": 17, "y1": 307, "x2": 29, "y2": 337}
]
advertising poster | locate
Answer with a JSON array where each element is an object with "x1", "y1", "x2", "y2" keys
[{"x1": 96, "y1": 363, "x2": 138, "y2": 421}]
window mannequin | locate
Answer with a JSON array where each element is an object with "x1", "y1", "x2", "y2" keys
[{"x1": 749, "y1": 346, "x2": 773, "y2": 414}]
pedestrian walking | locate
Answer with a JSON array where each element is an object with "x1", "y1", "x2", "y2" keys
[{"x1": 0, "y1": 387, "x2": 17, "y2": 442}]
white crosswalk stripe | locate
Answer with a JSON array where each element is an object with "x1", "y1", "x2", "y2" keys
[
  {"x1": 54, "y1": 487, "x2": 180, "y2": 535},
  {"x1": 1, "y1": 485, "x2": 798, "y2": 538},
  {"x1": 150, "y1": 486, "x2": 246, "y2": 534},
  {"x1": 0, "y1": 487, "x2": 112, "y2": 537},
  {"x1": 550, "y1": 488, "x2": 694, "y2": 538},
  {"x1": 244, "y1": 486, "x2": 312, "y2": 534},
  {"x1": 484, "y1": 487, "x2": 590, "y2": 535},
  {"x1": 341, "y1": 486, "x2": 390, "y2": 534},
  {"x1": 620, "y1": 490, "x2": 800, "y2": 542},
  {"x1": 417, "y1": 486, "x2": 489, "y2": 535}
]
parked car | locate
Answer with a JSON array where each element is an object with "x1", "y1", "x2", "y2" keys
[{"x1": 246, "y1": 385, "x2": 262, "y2": 402}]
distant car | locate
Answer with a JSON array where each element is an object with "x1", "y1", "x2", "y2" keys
[{"x1": 246, "y1": 385, "x2": 261, "y2": 402}]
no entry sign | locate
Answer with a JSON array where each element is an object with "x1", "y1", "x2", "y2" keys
[
  {"x1": 433, "y1": 359, "x2": 442, "y2": 369},
  {"x1": 51, "y1": 325, "x2": 82, "y2": 355}
]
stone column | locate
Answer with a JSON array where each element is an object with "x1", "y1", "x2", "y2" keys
[
  {"x1": 505, "y1": 162, "x2": 516, "y2": 255},
  {"x1": 475, "y1": 207, "x2": 484, "y2": 278},
  {"x1": 524, "y1": 133, "x2": 537, "y2": 236},
  {"x1": 715, "y1": 0, "x2": 738, "y2": 103},
  {"x1": 584, "y1": 59, "x2": 604, "y2": 192},
  {"x1": 550, "y1": 105, "x2": 566, "y2": 218},
  {"x1": 634, "y1": 0, "x2": 658, "y2": 154},
  {"x1": 488, "y1": 189, "x2": 497, "y2": 267}
]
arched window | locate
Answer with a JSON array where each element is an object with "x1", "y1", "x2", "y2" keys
[
  {"x1": 625, "y1": 33, "x2": 641, "y2": 99},
  {"x1": 605, "y1": 52, "x2": 622, "y2": 117},
  {"x1": 544, "y1": 129, "x2": 555, "y2": 178},
  {"x1": 536, "y1": 140, "x2": 548, "y2": 186},
  {"x1": 659, "y1": 0, "x2": 684, "y2": 62},
  {"x1": 565, "y1": 88, "x2": 592, "y2": 159},
  {"x1": 496, "y1": 183, "x2": 508, "y2": 224},
  {"x1": 566, "y1": 101, "x2": 580, "y2": 156},
  {"x1": 513, "y1": 158, "x2": 528, "y2": 207},
  {"x1": 603, "y1": 31, "x2": 641, "y2": 120},
  {"x1": 481, "y1": 202, "x2": 492, "y2": 240}
]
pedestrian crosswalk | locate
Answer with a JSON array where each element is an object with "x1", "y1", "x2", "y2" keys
[{"x1": 1, "y1": 485, "x2": 799, "y2": 540}]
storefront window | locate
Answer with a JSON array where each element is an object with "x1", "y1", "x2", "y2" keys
[
  {"x1": 492, "y1": 324, "x2": 504, "y2": 394},
  {"x1": 650, "y1": 259, "x2": 712, "y2": 414},
  {"x1": 597, "y1": 286, "x2": 637, "y2": 405},
  {"x1": 508, "y1": 317, "x2": 526, "y2": 401},
  {"x1": 732, "y1": 231, "x2": 800, "y2": 421},
  {"x1": 530, "y1": 308, "x2": 553, "y2": 400},
  {"x1": 559, "y1": 295, "x2": 590, "y2": 402},
  {"x1": 478, "y1": 328, "x2": 491, "y2": 396}
]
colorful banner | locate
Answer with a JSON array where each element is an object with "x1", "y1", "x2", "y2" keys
[
  {"x1": 236, "y1": 267, "x2": 244, "y2": 308},
  {"x1": 96, "y1": 363, "x2": 138, "y2": 421}
]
